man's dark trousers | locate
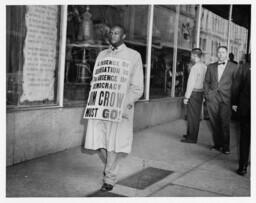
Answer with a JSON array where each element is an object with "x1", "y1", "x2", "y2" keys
[
  {"x1": 187, "y1": 91, "x2": 204, "y2": 142},
  {"x1": 206, "y1": 94, "x2": 231, "y2": 151},
  {"x1": 235, "y1": 62, "x2": 251, "y2": 169},
  {"x1": 239, "y1": 117, "x2": 250, "y2": 168}
]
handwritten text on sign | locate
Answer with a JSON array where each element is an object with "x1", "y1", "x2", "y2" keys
[{"x1": 84, "y1": 57, "x2": 130, "y2": 122}]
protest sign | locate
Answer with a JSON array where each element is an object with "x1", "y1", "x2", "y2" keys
[{"x1": 83, "y1": 57, "x2": 130, "y2": 122}]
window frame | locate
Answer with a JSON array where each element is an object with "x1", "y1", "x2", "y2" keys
[
  {"x1": 7, "y1": 5, "x2": 67, "y2": 111},
  {"x1": 8, "y1": 4, "x2": 249, "y2": 111}
]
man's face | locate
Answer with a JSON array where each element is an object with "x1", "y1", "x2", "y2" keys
[
  {"x1": 217, "y1": 48, "x2": 228, "y2": 62},
  {"x1": 190, "y1": 53, "x2": 197, "y2": 63},
  {"x1": 109, "y1": 26, "x2": 125, "y2": 46}
]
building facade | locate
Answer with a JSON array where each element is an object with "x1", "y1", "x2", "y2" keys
[{"x1": 6, "y1": 5, "x2": 249, "y2": 166}]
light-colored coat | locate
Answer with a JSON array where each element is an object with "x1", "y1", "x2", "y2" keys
[{"x1": 84, "y1": 44, "x2": 144, "y2": 153}]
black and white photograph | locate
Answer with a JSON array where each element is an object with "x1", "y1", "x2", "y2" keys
[{"x1": 1, "y1": 0, "x2": 254, "y2": 201}]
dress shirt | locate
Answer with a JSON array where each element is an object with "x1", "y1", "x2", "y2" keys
[
  {"x1": 217, "y1": 60, "x2": 228, "y2": 82},
  {"x1": 185, "y1": 61, "x2": 207, "y2": 99}
]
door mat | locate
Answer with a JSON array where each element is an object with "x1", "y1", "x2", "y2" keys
[
  {"x1": 87, "y1": 190, "x2": 126, "y2": 197},
  {"x1": 117, "y1": 167, "x2": 174, "y2": 190}
]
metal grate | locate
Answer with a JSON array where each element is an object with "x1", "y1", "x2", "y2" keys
[
  {"x1": 117, "y1": 167, "x2": 174, "y2": 190},
  {"x1": 87, "y1": 191, "x2": 126, "y2": 197}
]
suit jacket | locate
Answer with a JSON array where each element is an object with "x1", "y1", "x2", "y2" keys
[
  {"x1": 233, "y1": 62, "x2": 250, "y2": 120},
  {"x1": 204, "y1": 61, "x2": 238, "y2": 104}
]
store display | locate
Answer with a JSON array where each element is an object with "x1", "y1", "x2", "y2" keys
[
  {"x1": 77, "y1": 6, "x2": 94, "y2": 43},
  {"x1": 76, "y1": 49, "x2": 92, "y2": 83}
]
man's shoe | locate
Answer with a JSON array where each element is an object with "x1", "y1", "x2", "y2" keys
[
  {"x1": 180, "y1": 138, "x2": 196, "y2": 143},
  {"x1": 100, "y1": 183, "x2": 113, "y2": 192},
  {"x1": 182, "y1": 134, "x2": 188, "y2": 138},
  {"x1": 222, "y1": 149, "x2": 230, "y2": 155},
  {"x1": 236, "y1": 167, "x2": 247, "y2": 176},
  {"x1": 210, "y1": 145, "x2": 222, "y2": 151}
]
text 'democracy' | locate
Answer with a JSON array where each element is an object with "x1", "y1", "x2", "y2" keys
[{"x1": 84, "y1": 57, "x2": 130, "y2": 122}]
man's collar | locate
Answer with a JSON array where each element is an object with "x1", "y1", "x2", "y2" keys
[
  {"x1": 195, "y1": 60, "x2": 201, "y2": 64},
  {"x1": 110, "y1": 43, "x2": 126, "y2": 51}
]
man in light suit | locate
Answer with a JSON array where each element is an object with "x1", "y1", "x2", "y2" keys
[{"x1": 204, "y1": 46, "x2": 238, "y2": 154}]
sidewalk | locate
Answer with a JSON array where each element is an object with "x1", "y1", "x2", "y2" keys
[{"x1": 6, "y1": 119, "x2": 250, "y2": 197}]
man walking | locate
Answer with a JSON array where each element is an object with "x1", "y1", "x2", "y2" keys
[
  {"x1": 181, "y1": 48, "x2": 207, "y2": 143},
  {"x1": 84, "y1": 25, "x2": 144, "y2": 191},
  {"x1": 204, "y1": 46, "x2": 238, "y2": 154}
]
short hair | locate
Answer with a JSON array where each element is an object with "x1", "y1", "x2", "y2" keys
[
  {"x1": 217, "y1": 46, "x2": 228, "y2": 52},
  {"x1": 110, "y1": 24, "x2": 126, "y2": 34},
  {"x1": 191, "y1": 48, "x2": 202, "y2": 58},
  {"x1": 229, "y1": 53, "x2": 234, "y2": 59}
]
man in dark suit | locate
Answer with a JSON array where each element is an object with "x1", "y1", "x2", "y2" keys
[
  {"x1": 204, "y1": 46, "x2": 238, "y2": 154},
  {"x1": 229, "y1": 52, "x2": 238, "y2": 64},
  {"x1": 232, "y1": 54, "x2": 250, "y2": 175}
]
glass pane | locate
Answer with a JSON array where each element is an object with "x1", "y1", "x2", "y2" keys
[
  {"x1": 6, "y1": 6, "x2": 26, "y2": 106},
  {"x1": 199, "y1": 8, "x2": 229, "y2": 64},
  {"x1": 150, "y1": 5, "x2": 176, "y2": 98},
  {"x1": 229, "y1": 22, "x2": 248, "y2": 65},
  {"x1": 6, "y1": 5, "x2": 61, "y2": 107},
  {"x1": 64, "y1": 5, "x2": 149, "y2": 105},
  {"x1": 175, "y1": 5, "x2": 197, "y2": 97},
  {"x1": 199, "y1": 7, "x2": 248, "y2": 65}
]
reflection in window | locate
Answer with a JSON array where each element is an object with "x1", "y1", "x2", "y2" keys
[
  {"x1": 176, "y1": 5, "x2": 197, "y2": 97},
  {"x1": 6, "y1": 6, "x2": 26, "y2": 106},
  {"x1": 199, "y1": 7, "x2": 248, "y2": 65},
  {"x1": 150, "y1": 6, "x2": 176, "y2": 98},
  {"x1": 150, "y1": 5, "x2": 197, "y2": 98},
  {"x1": 64, "y1": 5, "x2": 149, "y2": 105}
]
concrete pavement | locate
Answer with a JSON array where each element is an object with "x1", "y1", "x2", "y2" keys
[{"x1": 6, "y1": 119, "x2": 250, "y2": 197}]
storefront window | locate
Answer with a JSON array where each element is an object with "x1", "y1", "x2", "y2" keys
[
  {"x1": 64, "y1": 5, "x2": 149, "y2": 105},
  {"x1": 149, "y1": 5, "x2": 176, "y2": 98},
  {"x1": 229, "y1": 22, "x2": 248, "y2": 64},
  {"x1": 199, "y1": 8, "x2": 228, "y2": 64},
  {"x1": 6, "y1": 6, "x2": 61, "y2": 108},
  {"x1": 199, "y1": 7, "x2": 248, "y2": 65},
  {"x1": 149, "y1": 5, "x2": 197, "y2": 98},
  {"x1": 175, "y1": 5, "x2": 197, "y2": 97},
  {"x1": 7, "y1": 5, "x2": 249, "y2": 108}
]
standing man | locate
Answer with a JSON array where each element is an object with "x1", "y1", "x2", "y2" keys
[
  {"x1": 181, "y1": 48, "x2": 207, "y2": 143},
  {"x1": 84, "y1": 25, "x2": 144, "y2": 192},
  {"x1": 204, "y1": 46, "x2": 238, "y2": 154},
  {"x1": 232, "y1": 54, "x2": 250, "y2": 175},
  {"x1": 229, "y1": 52, "x2": 238, "y2": 64}
]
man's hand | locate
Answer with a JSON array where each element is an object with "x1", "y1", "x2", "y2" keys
[
  {"x1": 127, "y1": 104, "x2": 133, "y2": 110},
  {"x1": 122, "y1": 113, "x2": 128, "y2": 119},
  {"x1": 122, "y1": 104, "x2": 133, "y2": 119},
  {"x1": 183, "y1": 98, "x2": 189, "y2": 105},
  {"x1": 232, "y1": 105, "x2": 238, "y2": 112}
]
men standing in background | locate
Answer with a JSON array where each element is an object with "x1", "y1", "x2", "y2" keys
[
  {"x1": 204, "y1": 46, "x2": 238, "y2": 154},
  {"x1": 84, "y1": 25, "x2": 144, "y2": 191},
  {"x1": 181, "y1": 48, "x2": 207, "y2": 143},
  {"x1": 232, "y1": 54, "x2": 251, "y2": 176},
  {"x1": 229, "y1": 52, "x2": 238, "y2": 64}
]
